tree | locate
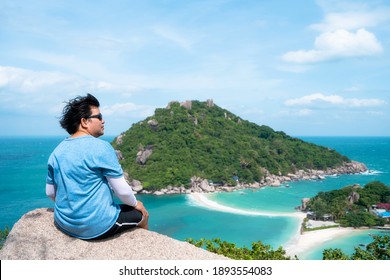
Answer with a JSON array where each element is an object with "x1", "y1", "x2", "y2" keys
[
  {"x1": 0, "y1": 226, "x2": 10, "y2": 249},
  {"x1": 339, "y1": 211, "x2": 382, "y2": 227},
  {"x1": 322, "y1": 235, "x2": 390, "y2": 260},
  {"x1": 351, "y1": 235, "x2": 390, "y2": 260},
  {"x1": 186, "y1": 238, "x2": 294, "y2": 260},
  {"x1": 323, "y1": 248, "x2": 350, "y2": 260}
]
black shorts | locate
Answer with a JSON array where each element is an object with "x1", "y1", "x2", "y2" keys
[{"x1": 92, "y1": 204, "x2": 143, "y2": 240}]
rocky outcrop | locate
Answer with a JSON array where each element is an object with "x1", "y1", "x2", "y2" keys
[
  {"x1": 335, "y1": 161, "x2": 368, "y2": 174},
  {"x1": 190, "y1": 176, "x2": 216, "y2": 193},
  {"x1": 115, "y1": 133, "x2": 124, "y2": 145},
  {"x1": 180, "y1": 100, "x2": 192, "y2": 110},
  {"x1": 136, "y1": 145, "x2": 153, "y2": 165},
  {"x1": 147, "y1": 119, "x2": 159, "y2": 131},
  {"x1": 206, "y1": 99, "x2": 214, "y2": 107},
  {"x1": 167, "y1": 99, "x2": 214, "y2": 109},
  {"x1": 115, "y1": 150, "x2": 125, "y2": 160},
  {"x1": 128, "y1": 160, "x2": 368, "y2": 196},
  {"x1": 298, "y1": 198, "x2": 311, "y2": 211},
  {"x1": 0, "y1": 208, "x2": 228, "y2": 260},
  {"x1": 347, "y1": 188, "x2": 361, "y2": 204}
]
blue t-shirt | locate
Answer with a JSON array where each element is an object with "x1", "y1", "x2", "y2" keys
[{"x1": 46, "y1": 136, "x2": 123, "y2": 239}]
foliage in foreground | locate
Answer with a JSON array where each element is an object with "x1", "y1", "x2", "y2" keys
[
  {"x1": 0, "y1": 226, "x2": 10, "y2": 249},
  {"x1": 187, "y1": 235, "x2": 390, "y2": 260},
  {"x1": 186, "y1": 238, "x2": 294, "y2": 260},
  {"x1": 323, "y1": 235, "x2": 390, "y2": 260}
]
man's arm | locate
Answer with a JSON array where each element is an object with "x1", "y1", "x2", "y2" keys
[
  {"x1": 107, "y1": 176, "x2": 138, "y2": 207},
  {"x1": 46, "y1": 183, "x2": 56, "y2": 202},
  {"x1": 108, "y1": 176, "x2": 149, "y2": 229}
]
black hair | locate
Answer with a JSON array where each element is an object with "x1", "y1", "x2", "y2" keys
[{"x1": 59, "y1": 93, "x2": 100, "y2": 134}]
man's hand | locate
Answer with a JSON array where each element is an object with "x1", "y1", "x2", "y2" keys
[{"x1": 135, "y1": 200, "x2": 148, "y2": 217}]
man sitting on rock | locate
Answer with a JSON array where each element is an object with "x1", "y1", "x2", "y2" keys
[{"x1": 46, "y1": 93, "x2": 149, "y2": 240}]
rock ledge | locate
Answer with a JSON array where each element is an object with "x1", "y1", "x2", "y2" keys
[{"x1": 0, "y1": 208, "x2": 228, "y2": 260}]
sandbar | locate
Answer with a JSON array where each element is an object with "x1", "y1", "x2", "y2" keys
[
  {"x1": 188, "y1": 192, "x2": 306, "y2": 218},
  {"x1": 187, "y1": 192, "x2": 364, "y2": 259}
]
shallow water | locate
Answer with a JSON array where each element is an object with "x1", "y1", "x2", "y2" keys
[{"x1": 1, "y1": 136, "x2": 389, "y2": 259}]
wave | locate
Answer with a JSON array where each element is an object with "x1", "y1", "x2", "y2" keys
[
  {"x1": 360, "y1": 170, "x2": 384, "y2": 175},
  {"x1": 187, "y1": 192, "x2": 306, "y2": 218},
  {"x1": 325, "y1": 169, "x2": 384, "y2": 178}
]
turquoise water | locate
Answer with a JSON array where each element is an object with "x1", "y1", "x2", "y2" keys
[
  {"x1": 301, "y1": 229, "x2": 389, "y2": 260},
  {"x1": 0, "y1": 136, "x2": 60, "y2": 228},
  {"x1": 0, "y1": 136, "x2": 389, "y2": 259}
]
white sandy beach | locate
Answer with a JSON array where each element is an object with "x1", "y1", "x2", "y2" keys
[
  {"x1": 283, "y1": 226, "x2": 360, "y2": 258},
  {"x1": 188, "y1": 192, "x2": 362, "y2": 259},
  {"x1": 188, "y1": 192, "x2": 307, "y2": 218}
]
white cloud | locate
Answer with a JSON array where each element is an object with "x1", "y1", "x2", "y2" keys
[
  {"x1": 0, "y1": 65, "x2": 145, "y2": 117},
  {"x1": 285, "y1": 93, "x2": 385, "y2": 108},
  {"x1": 344, "y1": 85, "x2": 360, "y2": 92},
  {"x1": 295, "y1": 109, "x2": 314, "y2": 116},
  {"x1": 0, "y1": 66, "x2": 78, "y2": 93},
  {"x1": 282, "y1": 28, "x2": 382, "y2": 63},
  {"x1": 315, "y1": 28, "x2": 382, "y2": 55},
  {"x1": 310, "y1": 9, "x2": 390, "y2": 32},
  {"x1": 152, "y1": 25, "x2": 193, "y2": 51},
  {"x1": 102, "y1": 102, "x2": 155, "y2": 118},
  {"x1": 274, "y1": 108, "x2": 314, "y2": 118},
  {"x1": 0, "y1": 66, "x2": 91, "y2": 116},
  {"x1": 281, "y1": 3, "x2": 390, "y2": 64},
  {"x1": 285, "y1": 93, "x2": 342, "y2": 106},
  {"x1": 347, "y1": 98, "x2": 385, "y2": 107}
]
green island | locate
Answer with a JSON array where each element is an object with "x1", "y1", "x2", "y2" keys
[
  {"x1": 304, "y1": 181, "x2": 390, "y2": 228},
  {"x1": 112, "y1": 100, "x2": 359, "y2": 190}
]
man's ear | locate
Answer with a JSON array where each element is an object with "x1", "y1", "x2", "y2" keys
[{"x1": 80, "y1": 118, "x2": 89, "y2": 128}]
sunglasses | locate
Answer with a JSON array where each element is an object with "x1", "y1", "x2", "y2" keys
[{"x1": 87, "y1": 113, "x2": 103, "y2": 121}]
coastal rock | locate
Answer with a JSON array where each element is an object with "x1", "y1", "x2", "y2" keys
[
  {"x1": 325, "y1": 161, "x2": 367, "y2": 175},
  {"x1": 0, "y1": 208, "x2": 228, "y2": 260},
  {"x1": 153, "y1": 191, "x2": 165, "y2": 196},
  {"x1": 271, "y1": 180, "x2": 281, "y2": 187},
  {"x1": 300, "y1": 198, "x2": 311, "y2": 211},
  {"x1": 130, "y1": 179, "x2": 143, "y2": 193},
  {"x1": 122, "y1": 159, "x2": 368, "y2": 196},
  {"x1": 190, "y1": 176, "x2": 215, "y2": 193}
]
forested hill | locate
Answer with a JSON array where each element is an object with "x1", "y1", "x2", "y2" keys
[{"x1": 112, "y1": 100, "x2": 350, "y2": 189}]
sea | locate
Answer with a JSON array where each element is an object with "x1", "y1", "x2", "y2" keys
[{"x1": 1, "y1": 135, "x2": 389, "y2": 260}]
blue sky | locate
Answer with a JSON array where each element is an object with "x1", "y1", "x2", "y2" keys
[{"x1": 1, "y1": 0, "x2": 389, "y2": 136}]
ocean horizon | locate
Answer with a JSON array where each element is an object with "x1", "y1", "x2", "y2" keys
[{"x1": 1, "y1": 135, "x2": 389, "y2": 259}]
